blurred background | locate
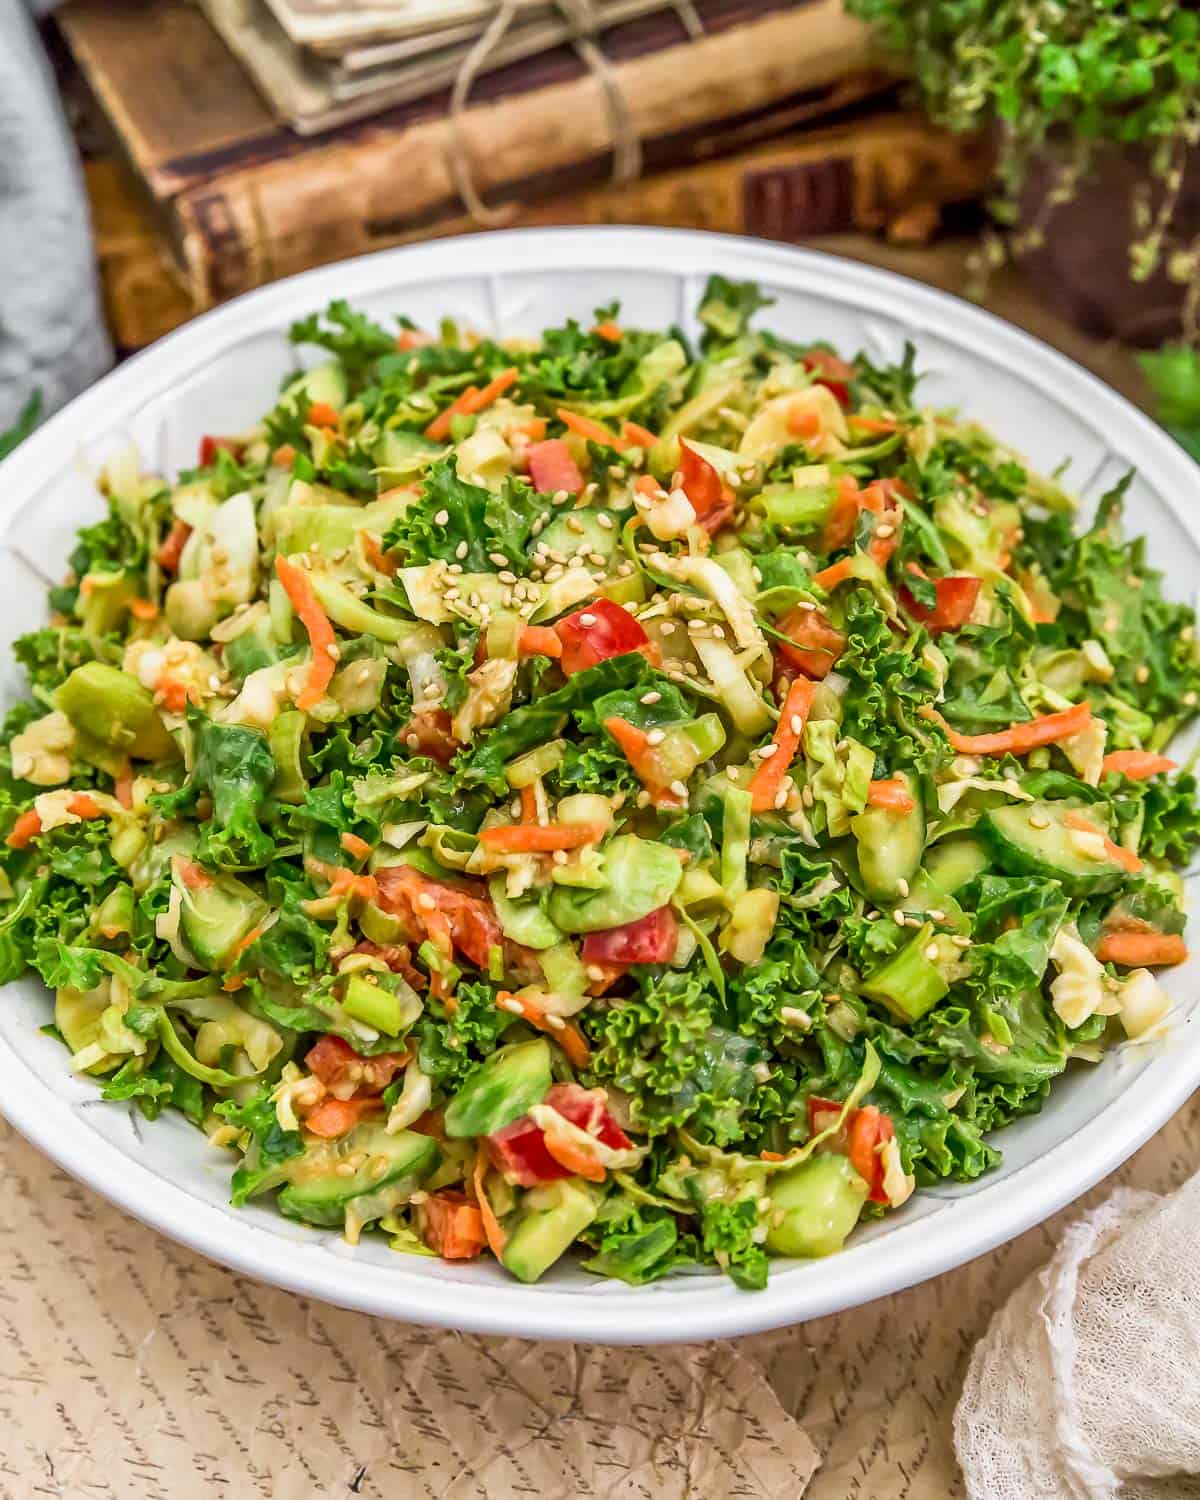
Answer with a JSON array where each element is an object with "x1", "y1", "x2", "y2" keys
[{"x1": 4, "y1": 0, "x2": 1200, "y2": 449}]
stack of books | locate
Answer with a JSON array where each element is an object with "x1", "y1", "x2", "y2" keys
[{"x1": 57, "y1": 0, "x2": 991, "y2": 347}]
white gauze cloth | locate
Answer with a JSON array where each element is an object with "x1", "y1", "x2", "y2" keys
[{"x1": 955, "y1": 1171, "x2": 1200, "y2": 1500}]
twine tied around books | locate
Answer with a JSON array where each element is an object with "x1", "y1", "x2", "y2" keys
[{"x1": 446, "y1": 0, "x2": 705, "y2": 227}]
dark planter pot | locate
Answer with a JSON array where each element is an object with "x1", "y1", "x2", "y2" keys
[{"x1": 1017, "y1": 144, "x2": 1200, "y2": 346}]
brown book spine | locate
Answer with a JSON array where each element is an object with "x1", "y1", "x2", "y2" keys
[
  {"x1": 92, "y1": 117, "x2": 988, "y2": 348},
  {"x1": 166, "y1": 4, "x2": 892, "y2": 305}
]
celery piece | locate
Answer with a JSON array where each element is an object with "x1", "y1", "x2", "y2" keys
[
  {"x1": 721, "y1": 785, "x2": 753, "y2": 903},
  {"x1": 343, "y1": 974, "x2": 406, "y2": 1035},
  {"x1": 269, "y1": 710, "x2": 307, "y2": 803},
  {"x1": 861, "y1": 923, "x2": 949, "y2": 1023}
]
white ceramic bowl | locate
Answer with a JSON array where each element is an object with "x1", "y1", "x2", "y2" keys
[{"x1": 1, "y1": 228, "x2": 1197, "y2": 1343}]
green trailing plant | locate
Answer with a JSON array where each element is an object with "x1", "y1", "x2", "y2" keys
[
  {"x1": 0, "y1": 393, "x2": 41, "y2": 461},
  {"x1": 1140, "y1": 344, "x2": 1200, "y2": 459},
  {"x1": 847, "y1": 0, "x2": 1200, "y2": 289}
]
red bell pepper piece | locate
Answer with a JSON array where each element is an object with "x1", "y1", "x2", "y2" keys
[
  {"x1": 304, "y1": 1035, "x2": 409, "y2": 1095},
  {"x1": 900, "y1": 569, "x2": 982, "y2": 633},
  {"x1": 801, "y1": 349, "x2": 855, "y2": 407},
  {"x1": 775, "y1": 605, "x2": 846, "y2": 679},
  {"x1": 554, "y1": 598, "x2": 648, "y2": 676}
]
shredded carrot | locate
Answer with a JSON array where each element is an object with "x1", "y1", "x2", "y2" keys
[
  {"x1": 1063, "y1": 811, "x2": 1143, "y2": 874},
  {"x1": 326, "y1": 867, "x2": 379, "y2": 905},
  {"x1": 519, "y1": 785, "x2": 539, "y2": 824},
  {"x1": 340, "y1": 831, "x2": 371, "y2": 861},
  {"x1": 304, "y1": 1097, "x2": 381, "y2": 1139},
  {"x1": 306, "y1": 401, "x2": 340, "y2": 429},
  {"x1": 114, "y1": 766, "x2": 134, "y2": 811},
  {"x1": 812, "y1": 557, "x2": 855, "y2": 592},
  {"x1": 543, "y1": 1130, "x2": 606, "y2": 1182},
  {"x1": 603, "y1": 715, "x2": 683, "y2": 805},
  {"x1": 155, "y1": 518, "x2": 192, "y2": 573},
  {"x1": 634, "y1": 473, "x2": 661, "y2": 499},
  {"x1": 158, "y1": 678, "x2": 189, "y2": 714},
  {"x1": 787, "y1": 406, "x2": 823, "y2": 439},
  {"x1": 867, "y1": 778, "x2": 916, "y2": 813},
  {"x1": 592, "y1": 320, "x2": 622, "y2": 342},
  {"x1": 1101, "y1": 751, "x2": 1177, "y2": 781},
  {"x1": 478, "y1": 822, "x2": 607, "y2": 854},
  {"x1": 425, "y1": 367, "x2": 519, "y2": 441},
  {"x1": 623, "y1": 420, "x2": 657, "y2": 448},
  {"x1": 127, "y1": 598, "x2": 158, "y2": 621},
  {"x1": 68, "y1": 793, "x2": 103, "y2": 820},
  {"x1": 473, "y1": 1146, "x2": 508, "y2": 1258},
  {"x1": 511, "y1": 417, "x2": 548, "y2": 441},
  {"x1": 272, "y1": 444, "x2": 297, "y2": 469},
  {"x1": 1095, "y1": 931, "x2": 1188, "y2": 968},
  {"x1": 6, "y1": 809, "x2": 42, "y2": 848},
  {"x1": 360, "y1": 531, "x2": 397, "y2": 576},
  {"x1": 919, "y1": 700, "x2": 1093, "y2": 756},
  {"x1": 178, "y1": 859, "x2": 213, "y2": 890},
  {"x1": 396, "y1": 328, "x2": 428, "y2": 351},
  {"x1": 759, "y1": 1150, "x2": 787, "y2": 1162},
  {"x1": 500, "y1": 992, "x2": 592, "y2": 1069},
  {"x1": 517, "y1": 626, "x2": 563, "y2": 659},
  {"x1": 274, "y1": 554, "x2": 337, "y2": 711},
  {"x1": 848, "y1": 415, "x2": 900, "y2": 434},
  {"x1": 749, "y1": 677, "x2": 816, "y2": 813},
  {"x1": 556, "y1": 408, "x2": 628, "y2": 450},
  {"x1": 222, "y1": 974, "x2": 247, "y2": 992}
]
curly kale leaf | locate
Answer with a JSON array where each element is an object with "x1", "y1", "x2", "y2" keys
[
  {"x1": 216, "y1": 1086, "x2": 305, "y2": 1206},
  {"x1": 700, "y1": 1198, "x2": 769, "y2": 1291},
  {"x1": 582, "y1": 1199, "x2": 687, "y2": 1286},
  {"x1": 290, "y1": 299, "x2": 397, "y2": 380},
  {"x1": 697, "y1": 276, "x2": 773, "y2": 345},
  {"x1": 383, "y1": 459, "x2": 546, "y2": 572},
  {"x1": 155, "y1": 712, "x2": 277, "y2": 869},
  {"x1": 13, "y1": 626, "x2": 95, "y2": 694}
]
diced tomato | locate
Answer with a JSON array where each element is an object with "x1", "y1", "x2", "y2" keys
[
  {"x1": 900, "y1": 569, "x2": 982, "y2": 632},
  {"x1": 350, "y1": 940, "x2": 427, "y2": 992},
  {"x1": 580, "y1": 906, "x2": 678, "y2": 965},
  {"x1": 775, "y1": 605, "x2": 846, "y2": 679},
  {"x1": 807, "y1": 1095, "x2": 893, "y2": 1203},
  {"x1": 303, "y1": 1097, "x2": 382, "y2": 1138},
  {"x1": 486, "y1": 1084, "x2": 630, "y2": 1186},
  {"x1": 802, "y1": 349, "x2": 855, "y2": 407},
  {"x1": 375, "y1": 864, "x2": 501, "y2": 971},
  {"x1": 304, "y1": 1035, "x2": 409, "y2": 1096},
  {"x1": 198, "y1": 435, "x2": 241, "y2": 467},
  {"x1": 400, "y1": 708, "x2": 458, "y2": 765},
  {"x1": 416, "y1": 1190, "x2": 486, "y2": 1259},
  {"x1": 847, "y1": 1105, "x2": 894, "y2": 1205},
  {"x1": 545, "y1": 1083, "x2": 632, "y2": 1151},
  {"x1": 679, "y1": 439, "x2": 734, "y2": 533},
  {"x1": 487, "y1": 1113, "x2": 572, "y2": 1187},
  {"x1": 554, "y1": 598, "x2": 647, "y2": 676},
  {"x1": 528, "y1": 438, "x2": 585, "y2": 496}
]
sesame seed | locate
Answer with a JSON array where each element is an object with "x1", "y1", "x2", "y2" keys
[
  {"x1": 434, "y1": 509, "x2": 450, "y2": 526},
  {"x1": 325, "y1": 643, "x2": 340, "y2": 661},
  {"x1": 596, "y1": 513, "x2": 614, "y2": 530},
  {"x1": 335, "y1": 1162, "x2": 356, "y2": 1178},
  {"x1": 552, "y1": 849, "x2": 568, "y2": 865},
  {"x1": 510, "y1": 799, "x2": 522, "y2": 817},
  {"x1": 896, "y1": 877, "x2": 910, "y2": 898},
  {"x1": 1029, "y1": 814, "x2": 1050, "y2": 830},
  {"x1": 416, "y1": 893, "x2": 437, "y2": 913},
  {"x1": 669, "y1": 780, "x2": 688, "y2": 800},
  {"x1": 753, "y1": 1062, "x2": 771, "y2": 1083},
  {"x1": 500, "y1": 998, "x2": 525, "y2": 1015},
  {"x1": 757, "y1": 743, "x2": 778, "y2": 759},
  {"x1": 406, "y1": 734, "x2": 420, "y2": 751},
  {"x1": 636, "y1": 790, "x2": 651, "y2": 809},
  {"x1": 773, "y1": 787, "x2": 788, "y2": 809},
  {"x1": 1187, "y1": 692, "x2": 1199, "y2": 706},
  {"x1": 790, "y1": 715, "x2": 804, "y2": 735},
  {"x1": 793, "y1": 600, "x2": 817, "y2": 612},
  {"x1": 757, "y1": 1195, "x2": 772, "y2": 1213},
  {"x1": 640, "y1": 691, "x2": 662, "y2": 705},
  {"x1": 892, "y1": 908, "x2": 907, "y2": 924},
  {"x1": 711, "y1": 625, "x2": 726, "y2": 640},
  {"x1": 924, "y1": 943, "x2": 940, "y2": 962},
  {"x1": 455, "y1": 540, "x2": 469, "y2": 560},
  {"x1": 589, "y1": 553, "x2": 607, "y2": 567},
  {"x1": 546, "y1": 1014, "x2": 566, "y2": 1031},
  {"x1": 646, "y1": 729, "x2": 666, "y2": 747},
  {"x1": 1136, "y1": 665, "x2": 1150, "y2": 683},
  {"x1": 448, "y1": 562, "x2": 464, "y2": 574},
  {"x1": 566, "y1": 517, "x2": 585, "y2": 535},
  {"x1": 927, "y1": 908, "x2": 946, "y2": 922},
  {"x1": 498, "y1": 570, "x2": 517, "y2": 584},
  {"x1": 780, "y1": 1006, "x2": 812, "y2": 1028},
  {"x1": 553, "y1": 490, "x2": 570, "y2": 505},
  {"x1": 208, "y1": 674, "x2": 221, "y2": 690},
  {"x1": 951, "y1": 934, "x2": 972, "y2": 948},
  {"x1": 876, "y1": 523, "x2": 895, "y2": 539},
  {"x1": 579, "y1": 613, "x2": 597, "y2": 627},
  {"x1": 660, "y1": 622, "x2": 676, "y2": 635},
  {"x1": 586, "y1": 964, "x2": 607, "y2": 982},
  {"x1": 489, "y1": 552, "x2": 508, "y2": 568}
]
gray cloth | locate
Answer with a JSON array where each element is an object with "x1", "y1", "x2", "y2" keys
[{"x1": 0, "y1": 0, "x2": 111, "y2": 431}]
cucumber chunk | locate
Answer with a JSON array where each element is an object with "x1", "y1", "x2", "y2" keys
[
  {"x1": 851, "y1": 770, "x2": 925, "y2": 903},
  {"x1": 765, "y1": 1154, "x2": 868, "y2": 1258},
  {"x1": 924, "y1": 835, "x2": 991, "y2": 893},
  {"x1": 502, "y1": 1179, "x2": 599, "y2": 1283},
  {"x1": 982, "y1": 801, "x2": 1124, "y2": 894},
  {"x1": 444, "y1": 1039, "x2": 552, "y2": 1139},
  {"x1": 277, "y1": 1125, "x2": 438, "y2": 1228},
  {"x1": 547, "y1": 835, "x2": 683, "y2": 933}
]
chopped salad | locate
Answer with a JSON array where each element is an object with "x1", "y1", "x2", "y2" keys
[{"x1": 2, "y1": 280, "x2": 1197, "y2": 1289}]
